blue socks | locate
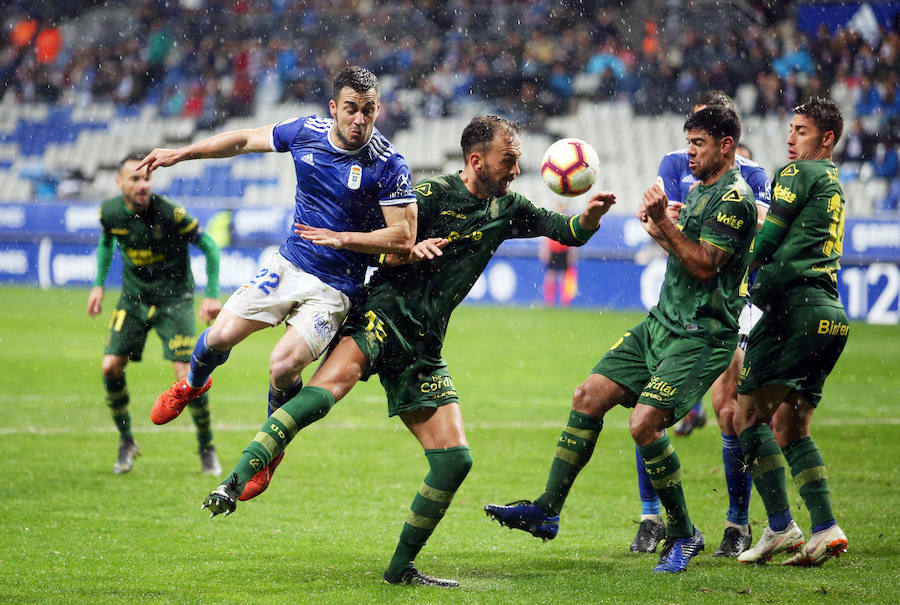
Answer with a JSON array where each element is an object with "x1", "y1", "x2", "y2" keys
[
  {"x1": 722, "y1": 433, "x2": 752, "y2": 526},
  {"x1": 188, "y1": 328, "x2": 231, "y2": 388},
  {"x1": 635, "y1": 446, "x2": 661, "y2": 516}
]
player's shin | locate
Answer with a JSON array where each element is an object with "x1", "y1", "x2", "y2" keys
[
  {"x1": 534, "y1": 411, "x2": 602, "y2": 516},
  {"x1": 639, "y1": 435, "x2": 693, "y2": 537},
  {"x1": 221, "y1": 386, "x2": 335, "y2": 492},
  {"x1": 104, "y1": 374, "x2": 131, "y2": 439},
  {"x1": 783, "y1": 436, "x2": 835, "y2": 532},
  {"x1": 188, "y1": 328, "x2": 230, "y2": 388},
  {"x1": 722, "y1": 433, "x2": 751, "y2": 526},
  {"x1": 384, "y1": 446, "x2": 473, "y2": 581},
  {"x1": 635, "y1": 446, "x2": 661, "y2": 516},
  {"x1": 188, "y1": 393, "x2": 213, "y2": 449},
  {"x1": 739, "y1": 425, "x2": 792, "y2": 531}
]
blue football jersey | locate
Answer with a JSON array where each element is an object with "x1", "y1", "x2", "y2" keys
[
  {"x1": 270, "y1": 116, "x2": 415, "y2": 299},
  {"x1": 657, "y1": 149, "x2": 771, "y2": 208}
]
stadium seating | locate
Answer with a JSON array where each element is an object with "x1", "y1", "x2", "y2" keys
[{"x1": 0, "y1": 94, "x2": 893, "y2": 215}]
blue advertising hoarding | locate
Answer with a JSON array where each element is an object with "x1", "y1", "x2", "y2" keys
[{"x1": 1, "y1": 203, "x2": 898, "y2": 323}]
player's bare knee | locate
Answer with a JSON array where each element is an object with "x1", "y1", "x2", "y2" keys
[
  {"x1": 101, "y1": 356, "x2": 125, "y2": 378},
  {"x1": 571, "y1": 383, "x2": 602, "y2": 416}
]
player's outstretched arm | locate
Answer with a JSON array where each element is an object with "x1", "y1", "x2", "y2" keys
[
  {"x1": 295, "y1": 203, "x2": 417, "y2": 255},
  {"x1": 578, "y1": 191, "x2": 617, "y2": 230},
  {"x1": 137, "y1": 124, "x2": 275, "y2": 177},
  {"x1": 381, "y1": 237, "x2": 449, "y2": 267}
]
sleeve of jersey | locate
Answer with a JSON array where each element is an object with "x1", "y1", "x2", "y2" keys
[
  {"x1": 194, "y1": 231, "x2": 221, "y2": 299},
  {"x1": 699, "y1": 197, "x2": 754, "y2": 254},
  {"x1": 271, "y1": 117, "x2": 306, "y2": 152},
  {"x1": 510, "y1": 195, "x2": 595, "y2": 246},
  {"x1": 753, "y1": 166, "x2": 805, "y2": 262},
  {"x1": 378, "y1": 156, "x2": 416, "y2": 206},
  {"x1": 93, "y1": 231, "x2": 114, "y2": 287},
  {"x1": 657, "y1": 153, "x2": 684, "y2": 202},
  {"x1": 747, "y1": 166, "x2": 772, "y2": 208}
]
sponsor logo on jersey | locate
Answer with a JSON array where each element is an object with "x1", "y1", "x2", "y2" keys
[
  {"x1": 124, "y1": 247, "x2": 164, "y2": 266},
  {"x1": 348, "y1": 164, "x2": 362, "y2": 190},
  {"x1": 110, "y1": 228, "x2": 130, "y2": 235},
  {"x1": 773, "y1": 183, "x2": 796, "y2": 204},
  {"x1": 441, "y1": 210, "x2": 467, "y2": 219},
  {"x1": 716, "y1": 212, "x2": 744, "y2": 230},
  {"x1": 301, "y1": 153, "x2": 314, "y2": 166},
  {"x1": 414, "y1": 183, "x2": 432, "y2": 196},
  {"x1": 174, "y1": 206, "x2": 187, "y2": 222},
  {"x1": 447, "y1": 230, "x2": 483, "y2": 242}
]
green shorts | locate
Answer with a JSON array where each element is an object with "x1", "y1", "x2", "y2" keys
[
  {"x1": 592, "y1": 315, "x2": 734, "y2": 422},
  {"x1": 738, "y1": 301, "x2": 849, "y2": 406},
  {"x1": 104, "y1": 296, "x2": 197, "y2": 362},
  {"x1": 342, "y1": 307, "x2": 458, "y2": 417}
]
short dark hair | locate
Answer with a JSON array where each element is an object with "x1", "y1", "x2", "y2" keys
[
  {"x1": 332, "y1": 66, "x2": 379, "y2": 99},
  {"x1": 736, "y1": 144, "x2": 754, "y2": 160},
  {"x1": 119, "y1": 152, "x2": 147, "y2": 170},
  {"x1": 793, "y1": 97, "x2": 843, "y2": 144},
  {"x1": 684, "y1": 106, "x2": 741, "y2": 145},
  {"x1": 693, "y1": 90, "x2": 735, "y2": 113},
  {"x1": 460, "y1": 115, "x2": 519, "y2": 158}
]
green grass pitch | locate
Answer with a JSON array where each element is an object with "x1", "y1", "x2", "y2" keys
[{"x1": 1, "y1": 286, "x2": 897, "y2": 604}]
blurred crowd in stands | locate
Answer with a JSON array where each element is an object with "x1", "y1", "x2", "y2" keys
[{"x1": 1, "y1": 0, "x2": 899, "y2": 207}]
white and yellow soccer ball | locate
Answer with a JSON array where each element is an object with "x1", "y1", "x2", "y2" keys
[{"x1": 540, "y1": 138, "x2": 600, "y2": 196}]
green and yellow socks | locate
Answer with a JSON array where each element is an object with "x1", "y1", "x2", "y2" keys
[
  {"x1": 534, "y1": 410, "x2": 602, "y2": 516},
  {"x1": 384, "y1": 446, "x2": 473, "y2": 580},
  {"x1": 222, "y1": 386, "x2": 335, "y2": 491},
  {"x1": 104, "y1": 374, "x2": 131, "y2": 440},
  {"x1": 783, "y1": 436, "x2": 836, "y2": 532},
  {"x1": 639, "y1": 434, "x2": 693, "y2": 537},
  {"x1": 739, "y1": 424, "x2": 793, "y2": 531},
  {"x1": 188, "y1": 393, "x2": 214, "y2": 449}
]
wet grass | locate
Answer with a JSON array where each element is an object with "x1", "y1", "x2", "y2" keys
[{"x1": 1, "y1": 286, "x2": 897, "y2": 604}]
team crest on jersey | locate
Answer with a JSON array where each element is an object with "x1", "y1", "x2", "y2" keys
[
  {"x1": 414, "y1": 183, "x2": 433, "y2": 196},
  {"x1": 348, "y1": 164, "x2": 362, "y2": 190},
  {"x1": 780, "y1": 164, "x2": 799, "y2": 177},
  {"x1": 174, "y1": 206, "x2": 186, "y2": 222}
]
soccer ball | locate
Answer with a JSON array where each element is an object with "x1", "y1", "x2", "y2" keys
[{"x1": 540, "y1": 138, "x2": 600, "y2": 196}]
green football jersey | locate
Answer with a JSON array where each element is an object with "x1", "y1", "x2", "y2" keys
[
  {"x1": 364, "y1": 172, "x2": 596, "y2": 354},
  {"x1": 651, "y1": 168, "x2": 757, "y2": 346},
  {"x1": 98, "y1": 193, "x2": 201, "y2": 302},
  {"x1": 750, "y1": 159, "x2": 844, "y2": 307}
]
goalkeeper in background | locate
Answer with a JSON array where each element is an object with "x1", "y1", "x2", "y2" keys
[{"x1": 87, "y1": 153, "x2": 223, "y2": 475}]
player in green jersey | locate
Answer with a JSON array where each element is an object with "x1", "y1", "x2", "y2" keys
[
  {"x1": 734, "y1": 98, "x2": 850, "y2": 566},
  {"x1": 486, "y1": 106, "x2": 757, "y2": 574},
  {"x1": 87, "y1": 154, "x2": 223, "y2": 475},
  {"x1": 199, "y1": 115, "x2": 616, "y2": 587}
]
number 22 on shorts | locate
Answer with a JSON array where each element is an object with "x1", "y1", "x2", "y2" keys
[{"x1": 248, "y1": 268, "x2": 281, "y2": 295}]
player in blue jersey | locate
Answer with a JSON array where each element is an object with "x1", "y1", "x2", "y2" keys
[
  {"x1": 630, "y1": 91, "x2": 771, "y2": 558},
  {"x1": 139, "y1": 67, "x2": 416, "y2": 480}
]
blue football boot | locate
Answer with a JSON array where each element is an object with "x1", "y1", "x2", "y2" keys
[
  {"x1": 653, "y1": 526, "x2": 705, "y2": 572},
  {"x1": 484, "y1": 500, "x2": 559, "y2": 540}
]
